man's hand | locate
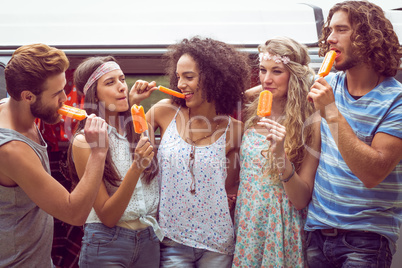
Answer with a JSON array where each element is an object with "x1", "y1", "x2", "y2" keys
[
  {"x1": 84, "y1": 114, "x2": 109, "y2": 154},
  {"x1": 308, "y1": 77, "x2": 338, "y2": 121}
]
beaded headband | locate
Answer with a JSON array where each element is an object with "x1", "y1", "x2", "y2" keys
[
  {"x1": 259, "y1": 52, "x2": 290, "y2": 65},
  {"x1": 83, "y1": 61, "x2": 121, "y2": 95}
]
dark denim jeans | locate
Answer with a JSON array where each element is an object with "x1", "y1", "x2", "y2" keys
[
  {"x1": 79, "y1": 223, "x2": 160, "y2": 268},
  {"x1": 306, "y1": 229, "x2": 392, "y2": 268}
]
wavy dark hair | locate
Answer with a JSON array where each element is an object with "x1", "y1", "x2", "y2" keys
[
  {"x1": 163, "y1": 36, "x2": 251, "y2": 115},
  {"x1": 66, "y1": 56, "x2": 158, "y2": 189},
  {"x1": 319, "y1": 0, "x2": 402, "y2": 77}
]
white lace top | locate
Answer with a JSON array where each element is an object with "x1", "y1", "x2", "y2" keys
[
  {"x1": 157, "y1": 109, "x2": 235, "y2": 254},
  {"x1": 85, "y1": 126, "x2": 163, "y2": 240}
]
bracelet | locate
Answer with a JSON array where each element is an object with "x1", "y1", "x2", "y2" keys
[{"x1": 279, "y1": 162, "x2": 295, "y2": 183}]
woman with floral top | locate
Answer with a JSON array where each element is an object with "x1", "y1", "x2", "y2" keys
[{"x1": 233, "y1": 37, "x2": 321, "y2": 267}]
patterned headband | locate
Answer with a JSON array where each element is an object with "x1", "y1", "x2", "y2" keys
[
  {"x1": 259, "y1": 52, "x2": 290, "y2": 65},
  {"x1": 83, "y1": 61, "x2": 121, "y2": 95}
]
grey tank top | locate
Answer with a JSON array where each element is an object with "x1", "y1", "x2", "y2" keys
[{"x1": 0, "y1": 127, "x2": 54, "y2": 267}]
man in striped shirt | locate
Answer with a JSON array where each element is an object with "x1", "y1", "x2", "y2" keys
[{"x1": 306, "y1": 1, "x2": 402, "y2": 267}]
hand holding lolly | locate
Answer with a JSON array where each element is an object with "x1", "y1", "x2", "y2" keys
[
  {"x1": 257, "y1": 90, "x2": 273, "y2": 117},
  {"x1": 58, "y1": 105, "x2": 87, "y2": 120},
  {"x1": 131, "y1": 104, "x2": 149, "y2": 137},
  {"x1": 308, "y1": 50, "x2": 337, "y2": 103}
]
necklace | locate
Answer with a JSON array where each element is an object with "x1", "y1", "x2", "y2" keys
[{"x1": 185, "y1": 108, "x2": 224, "y2": 194}]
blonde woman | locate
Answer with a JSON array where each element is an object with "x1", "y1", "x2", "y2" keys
[{"x1": 233, "y1": 36, "x2": 321, "y2": 267}]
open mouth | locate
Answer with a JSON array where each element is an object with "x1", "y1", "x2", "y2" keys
[
  {"x1": 183, "y1": 92, "x2": 193, "y2": 99},
  {"x1": 331, "y1": 48, "x2": 341, "y2": 59}
]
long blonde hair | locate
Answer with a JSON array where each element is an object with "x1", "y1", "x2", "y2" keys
[{"x1": 244, "y1": 37, "x2": 315, "y2": 179}]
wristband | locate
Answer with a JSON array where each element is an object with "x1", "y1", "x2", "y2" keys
[{"x1": 279, "y1": 162, "x2": 295, "y2": 183}]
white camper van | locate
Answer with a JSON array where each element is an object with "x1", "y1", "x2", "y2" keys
[
  {"x1": 0, "y1": 0, "x2": 401, "y2": 266},
  {"x1": 1, "y1": 0, "x2": 401, "y2": 87}
]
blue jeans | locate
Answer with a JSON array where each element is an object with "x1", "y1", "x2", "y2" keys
[
  {"x1": 160, "y1": 237, "x2": 233, "y2": 268},
  {"x1": 79, "y1": 223, "x2": 160, "y2": 268},
  {"x1": 306, "y1": 229, "x2": 392, "y2": 268}
]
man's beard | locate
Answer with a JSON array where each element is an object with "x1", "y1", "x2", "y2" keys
[
  {"x1": 30, "y1": 96, "x2": 60, "y2": 124},
  {"x1": 335, "y1": 48, "x2": 360, "y2": 71}
]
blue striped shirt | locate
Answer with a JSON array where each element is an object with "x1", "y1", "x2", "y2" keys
[{"x1": 305, "y1": 72, "x2": 402, "y2": 254}]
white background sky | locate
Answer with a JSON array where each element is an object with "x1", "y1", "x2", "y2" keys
[{"x1": 0, "y1": 0, "x2": 401, "y2": 47}]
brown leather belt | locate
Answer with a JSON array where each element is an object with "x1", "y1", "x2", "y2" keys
[{"x1": 320, "y1": 228, "x2": 351, "y2": 237}]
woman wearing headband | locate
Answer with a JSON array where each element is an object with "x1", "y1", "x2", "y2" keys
[
  {"x1": 232, "y1": 37, "x2": 321, "y2": 267},
  {"x1": 66, "y1": 56, "x2": 161, "y2": 267}
]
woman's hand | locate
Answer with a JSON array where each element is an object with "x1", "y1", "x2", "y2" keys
[
  {"x1": 129, "y1": 80, "x2": 158, "y2": 106},
  {"x1": 132, "y1": 136, "x2": 155, "y2": 172},
  {"x1": 257, "y1": 118, "x2": 286, "y2": 160}
]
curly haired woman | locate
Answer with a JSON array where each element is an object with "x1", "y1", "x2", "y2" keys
[
  {"x1": 232, "y1": 36, "x2": 321, "y2": 267},
  {"x1": 129, "y1": 37, "x2": 251, "y2": 267},
  {"x1": 306, "y1": 1, "x2": 402, "y2": 267}
]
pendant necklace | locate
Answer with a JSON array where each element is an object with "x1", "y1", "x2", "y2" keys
[{"x1": 185, "y1": 108, "x2": 223, "y2": 194}]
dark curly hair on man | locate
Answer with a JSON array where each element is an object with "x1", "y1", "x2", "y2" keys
[
  {"x1": 163, "y1": 36, "x2": 251, "y2": 115},
  {"x1": 318, "y1": 1, "x2": 402, "y2": 77}
]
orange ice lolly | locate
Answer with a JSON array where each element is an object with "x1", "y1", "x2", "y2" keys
[
  {"x1": 318, "y1": 51, "x2": 336, "y2": 77},
  {"x1": 131, "y1": 104, "x2": 149, "y2": 137},
  {"x1": 158, "y1": 86, "x2": 185, "y2": 99},
  {"x1": 58, "y1": 105, "x2": 87, "y2": 120},
  {"x1": 257, "y1": 90, "x2": 273, "y2": 117}
]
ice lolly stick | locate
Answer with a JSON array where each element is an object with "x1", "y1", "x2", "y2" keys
[
  {"x1": 131, "y1": 104, "x2": 149, "y2": 137},
  {"x1": 58, "y1": 105, "x2": 87, "y2": 120},
  {"x1": 158, "y1": 86, "x2": 185, "y2": 99},
  {"x1": 318, "y1": 51, "x2": 336, "y2": 77},
  {"x1": 257, "y1": 90, "x2": 273, "y2": 117}
]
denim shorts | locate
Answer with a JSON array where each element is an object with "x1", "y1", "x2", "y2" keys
[
  {"x1": 160, "y1": 237, "x2": 233, "y2": 268},
  {"x1": 79, "y1": 223, "x2": 160, "y2": 268},
  {"x1": 306, "y1": 229, "x2": 392, "y2": 268}
]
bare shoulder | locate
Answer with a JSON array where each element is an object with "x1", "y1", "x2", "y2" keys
[
  {"x1": 72, "y1": 133, "x2": 90, "y2": 149},
  {"x1": 150, "y1": 99, "x2": 179, "y2": 115},
  {"x1": 0, "y1": 140, "x2": 35, "y2": 163},
  {"x1": 230, "y1": 117, "x2": 244, "y2": 130},
  {"x1": 0, "y1": 140, "x2": 47, "y2": 186},
  {"x1": 146, "y1": 99, "x2": 180, "y2": 132}
]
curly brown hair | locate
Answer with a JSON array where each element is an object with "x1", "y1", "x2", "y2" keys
[
  {"x1": 163, "y1": 36, "x2": 251, "y2": 115},
  {"x1": 319, "y1": 1, "x2": 402, "y2": 77}
]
